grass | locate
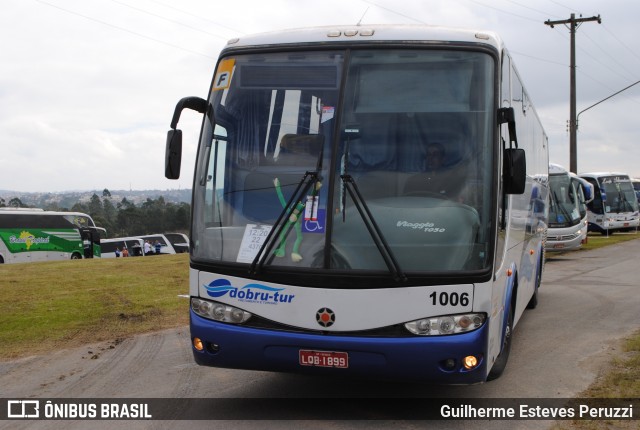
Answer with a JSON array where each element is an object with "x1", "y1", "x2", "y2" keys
[
  {"x1": 578, "y1": 230, "x2": 640, "y2": 252},
  {"x1": 0, "y1": 254, "x2": 189, "y2": 360},
  {"x1": 550, "y1": 332, "x2": 640, "y2": 430}
]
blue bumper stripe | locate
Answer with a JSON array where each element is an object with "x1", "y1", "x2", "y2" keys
[{"x1": 190, "y1": 310, "x2": 489, "y2": 384}]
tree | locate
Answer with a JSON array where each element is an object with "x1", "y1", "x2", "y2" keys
[
  {"x1": 103, "y1": 188, "x2": 112, "y2": 198},
  {"x1": 88, "y1": 193, "x2": 103, "y2": 219},
  {"x1": 8, "y1": 197, "x2": 27, "y2": 208}
]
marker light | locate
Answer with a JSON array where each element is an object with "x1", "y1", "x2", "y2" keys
[
  {"x1": 405, "y1": 313, "x2": 486, "y2": 336},
  {"x1": 191, "y1": 298, "x2": 252, "y2": 324}
]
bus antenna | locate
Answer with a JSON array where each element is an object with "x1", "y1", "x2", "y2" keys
[{"x1": 357, "y1": 7, "x2": 369, "y2": 26}]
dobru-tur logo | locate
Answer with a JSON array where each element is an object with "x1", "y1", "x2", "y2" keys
[{"x1": 203, "y1": 279, "x2": 295, "y2": 304}]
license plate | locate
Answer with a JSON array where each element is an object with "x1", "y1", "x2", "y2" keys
[
  {"x1": 624, "y1": 223, "x2": 630, "y2": 227},
  {"x1": 299, "y1": 350, "x2": 349, "y2": 368},
  {"x1": 553, "y1": 244, "x2": 565, "y2": 249}
]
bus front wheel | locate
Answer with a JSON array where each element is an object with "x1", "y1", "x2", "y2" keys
[{"x1": 71, "y1": 253, "x2": 82, "y2": 260}]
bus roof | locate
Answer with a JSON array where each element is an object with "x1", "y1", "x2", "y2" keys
[
  {"x1": 549, "y1": 163, "x2": 569, "y2": 175},
  {"x1": 222, "y1": 24, "x2": 504, "y2": 52},
  {"x1": 579, "y1": 172, "x2": 631, "y2": 178},
  {"x1": 101, "y1": 237, "x2": 144, "y2": 243},
  {"x1": 0, "y1": 208, "x2": 45, "y2": 212}
]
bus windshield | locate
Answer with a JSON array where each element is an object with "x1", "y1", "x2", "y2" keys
[
  {"x1": 548, "y1": 174, "x2": 581, "y2": 228},
  {"x1": 599, "y1": 176, "x2": 639, "y2": 213},
  {"x1": 192, "y1": 49, "x2": 495, "y2": 277}
]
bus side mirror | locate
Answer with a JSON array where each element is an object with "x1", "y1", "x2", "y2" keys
[
  {"x1": 498, "y1": 107, "x2": 526, "y2": 195},
  {"x1": 583, "y1": 183, "x2": 594, "y2": 203},
  {"x1": 164, "y1": 96, "x2": 208, "y2": 180},
  {"x1": 165, "y1": 129, "x2": 182, "y2": 179},
  {"x1": 504, "y1": 148, "x2": 526, "y2": 194}
]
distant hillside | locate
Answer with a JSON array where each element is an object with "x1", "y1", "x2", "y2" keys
[{"x1": 0, "y1": 189, "x2": 192, "y2": 209}]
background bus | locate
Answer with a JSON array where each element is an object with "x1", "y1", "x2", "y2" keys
[
  {"x1": 166, "y1": 25, "x2": 548, "y2": 384},
  {"x1": 100, "y1": 237, "x2": 146, "y2": 258},
  {"x1": 546, "y1": 164, "x2": 592, "y2": 251},
  {"x1": 579, "y1": 172, "x2": 640, "y2": 235},
  {"x1": 136, "y1": 234, "x2": 178, "y2": 255},
  {"x1": 632, "y1": 178, "x2": 640, "y2": 204},
  {"x1": 163, "y1": 232, "x2": 189, "y2": 253},
  {"x1": 0, "y1": 208, "x2": 102, "y2": 263}
]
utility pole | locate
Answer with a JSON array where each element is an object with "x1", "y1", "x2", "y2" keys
[{"x1": 545, "y1": 13, "x2": 601, "y2": 173}]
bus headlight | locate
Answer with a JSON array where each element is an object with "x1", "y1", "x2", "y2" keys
[
  {"x1": 191, "y1": 298, "x2": 251, "y2": 324},
  {"x1": 404, "y1": 313, "x2": 485, "y2": 336}
]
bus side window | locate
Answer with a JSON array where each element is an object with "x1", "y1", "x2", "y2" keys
[{"x1": 585, "y1": 178, "x2": 603, "y2": 214}]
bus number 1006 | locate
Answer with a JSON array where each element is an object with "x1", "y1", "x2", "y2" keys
[{"x1": 429, "y1": 291, "x2": 469, "y2": 307}]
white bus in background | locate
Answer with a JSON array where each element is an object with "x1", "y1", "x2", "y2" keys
[
  {"x1": 632, "y1": 178, "x2": 640, "y2": 204},
  {"x1": 100, "y1": 237, "x2": 146, "y2": 258},
  {"x1": 164, "y1": 232, "x2": 189, "y2": 253},
  {"x1": 137, "y1": 234, "x2": 178, "y2": 255},
  {"x1": 545, "y1": 164, "x2": 592, "y2": 251},
  {"x1": 571, "y1": 173, "x2": 594, "y2": 245},
  {"x1": 579, "y1": 172, "x2": 640, "y2": 235}
]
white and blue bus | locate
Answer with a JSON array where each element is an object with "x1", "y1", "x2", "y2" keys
[
  {"x1": 546, "y1": 164, "x2": 592, "y2": 251},
  {"x1": 579, "y1": 172, "x2": 640, "y2": 235},
  {"x1": 165, "y1": 25, "x2": 549, "y2": 383}
]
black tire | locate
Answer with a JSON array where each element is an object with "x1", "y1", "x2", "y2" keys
[
  {"x1": 487, "y1": 307, "x2": 513, "y2": 381},
  {"x1": 527, "y1": 258, "x2": 542, "y2": 309},
  {"x1": 71, "y1": 253, "x2": 82, "y2": 260}
]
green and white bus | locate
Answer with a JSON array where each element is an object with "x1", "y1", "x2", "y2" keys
[{"x1": 0, "y1": 208, "x2": 102, "y2": 264}]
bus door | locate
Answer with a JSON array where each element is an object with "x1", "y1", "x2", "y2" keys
[{"x1": 80, "y1": 227, "x2": 101, "y2": 258}]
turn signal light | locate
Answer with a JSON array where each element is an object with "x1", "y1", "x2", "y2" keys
[{"x1": 193, "y1": 337, "x2": 204, "y2": 351}]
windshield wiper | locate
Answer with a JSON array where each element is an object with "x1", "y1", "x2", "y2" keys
[
  {"x1": 341, "y1": 174, "x2": 407, "y2": 282},
  {"x1": 551, "y1": 190, "x2": 573, "y2": 225},
  {"x1": 618, "y1": 192, "x2": 633, "y2": 212}
]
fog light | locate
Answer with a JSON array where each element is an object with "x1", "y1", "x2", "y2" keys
[
  {"x1": 463, "y1": 355, "x2": 479, "y2": 370},
  {"x1": 193, "y1": 337, "x2": 204, "y2": 351},
  {"x1": 443, "y1": 358, "x2": 456, "y2": 370}
]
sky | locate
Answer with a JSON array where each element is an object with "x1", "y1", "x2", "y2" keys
[{"x1": 1, "y1": 0, "x2": 640, "y2": 193}]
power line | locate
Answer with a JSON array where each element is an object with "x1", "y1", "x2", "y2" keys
[
  {"x1": 509, "y1": 50, "x2": 566, "y2": 67},
  {"x1": 466, "y1": 0, "x2": 541, "y2": 23},
  {"x1": 146, "y1": 0, "x2": 246, "y2": 35},
  {"x1": 360, "y1": 0, "x2": 427, "y2": 24},
  {"x1": 34, "y1": 0, "x2": 216, "y2": 60},
  {"x1": 546, "y1": 0, "x2": 577, "y2": 13},
  {"x1": 504, "y1": 0, "x2": 560, "y2": 20},
  {"x1": 109, "y1": 0, "x2": 232, "y2": 41},
  {"x1": 601, "y1": 24, "x2": 640, "y2": 65},
  {"x1": 579, "y1": 28, "x2": 638, "y2": 83}
]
